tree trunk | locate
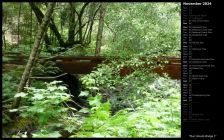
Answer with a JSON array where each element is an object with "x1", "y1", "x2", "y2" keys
[
  {"x1": 30, "y1": 3, "x2": 64, "y2": 47},
  {"x1": 78, "y1": 3, "x2": 89, "y2": 44},
  {"x1": 2, "y1": 30, "x2": 6, "y2": 49},
  {"x1": 95, "y1": 3, "x2": 107, "y2": 56},
  {"x1": 30, "y1": 2, "x2": 99, "y2": 53},
  {"x1": 17, "y1": 3, "x2": 21, "y2": 47},
  {"x1": 30, "y1": 3, "x2": 53, "y2": 52},
  {"x1": 68, "y1": 3, "x2": 75, "y2": 43},
  {"x1": 30, "y1": 6, "x2": 33, "y2": 48},
  {"x1": 10, "y1": 3, "x2": 56, "y2": 117}
]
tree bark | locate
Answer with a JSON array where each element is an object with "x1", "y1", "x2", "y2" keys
[
  {"x1": 30, "y1": 3, "x2": 64, "y2": 50},
  {"x1": 95, "y1": 3, "x2": 107, "y2": 56},
  {"x1": 3, "y1": 32, "x2": 6, "y2": 49},
  {"x1": 29, "y1": 3, "x2": 52, "y2": 51},
  {"x1": 30, "y1": 2, "x2": 100, "y2": 53},
  {"x1": 10, "y1": 3, "x2": 56, "y2": 116},
  {"x1": 77, "y1": 3, "x2": 89, "y2": 44},
  {"x1": 30, "y1": 6, "x2": 33, "y2": 48},
  {"x1": 68, "y1": 3, "x2": 75, "y2": 43},
  {"x1": 30, "y1": 3, "x2": 81, "y2": 51},
  {"x1": 83, "y1": 3, "x2": 101, "y2": 44},
  {"x1": 17, "y1": 3, "x2": 21, "y2": 47}
]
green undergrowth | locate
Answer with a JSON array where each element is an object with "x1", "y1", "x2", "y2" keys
[
  {"x1": 3, "y1": 59, "x2": 180, "y2": 138},
  {"x1": 73, "y1": 90, "x2": 180, "y2": 138}
]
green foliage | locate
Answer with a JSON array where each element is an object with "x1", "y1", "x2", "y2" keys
[
  {"x1": 13, "y1": 81, "x2": 71, "y2": 125},
  {"x1": 10, "y1": 81, "x2": 83, "y2": 138},
  {"x1": 30, "y1": 80, "x2": 47, "y2": 89},
  {"x1": 33, "y1": 60, "x2": 62, "y2": 76},
  {"x1": 3, "y1": 2, "x2": 181, "y2": 138},
  {"x1": 76, "y1": 59, "x2": 180, "y2": 138},
  {"x1": 3, "y1": 3, "x2": 180, "y2": 57},
  {"x1": 32, "y1": 130, "x2": 62, "y2": 138},
  {"x1": 81, "y1": 63, "x2": 120, "y2": 91},
  {"x1": 2, "y1": 66, "x2": 27, "y2": 125},
  {"x1": 3, "y1": 67, "x2": 23, "y2": 100},
  {"x1": 6, "y1": 64, "x2": 180, "y2": 138},
  {"x1": 80, "y1": 60, "x2": 156, "y2": 112},
  {"x1": 102, "y1": 3, "x2": 180, "y2": 57},
  {"x1": 72, "y1": 89, "x2": 180, "y2": 138}
]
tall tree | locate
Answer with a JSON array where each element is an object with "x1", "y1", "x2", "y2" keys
[
  {"x1": 17, "y1": 3, "x2": 22, "y2": 47},
  {"x1": 10, "y1": 3, "x2": 56, "y2": 117},
  {"x1": 68, "y1": 3, "x2": 76, "y2": 43},
  {"x1": 30, "y1": 6, "x2": 33, "y2": 48},
  {"x1": 95, "y1": 3, "x2": 107, "y2": 56},
  {"x1": 29, "y1": 3, "x2": 54, "y2": 52},
  {"x1": 30, "y1": 3, "x2": 100, "y2": 53}
]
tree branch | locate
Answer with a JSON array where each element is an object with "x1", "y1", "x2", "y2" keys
[
  {"x1": 30, "y1": 3, "x2": 65, "y2": 47},
  {"x1": 29, "y1": 73, "x2": 68, "y2": 79}
]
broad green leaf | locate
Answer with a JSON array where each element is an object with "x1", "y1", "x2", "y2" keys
[
  {"x1": 89, "y1": 87, "x2": 99, "y2": 91},
  {"x1": 92, "y1": 133, "x2": 104, "y2": 137},
  {"x1": 32, "y1": 131, "x2": 61, "y2": 138},
  {"x1": 79, "y1": 108, "x2": 90, "y2": 113},
  {"x1": 48, "y1": 86, "x2": 57, "y2": 91},
  {"x1": 32, "y1": 94, "x2": 44, "y2": 100},
  {"x1": 64, "y1": 125, "x2": 77, "y2": 133},
  {"x1": 9, "y1": 109, "x2": 18, "y2": 112},
  {"x1": 79, "y1": 91, "x2": 89, "y2": 97},
  {"x1": 88, "y1": 95, "x2": 102, "y2": 107},
  {"x1": 50, "y1": 81, "x2": 62, "y2": 85},
  {"x1": 14, "y1": 92, "x2": 28, "y2": 98},
  {"x1": 58, "y1": 86, "x2": 67, "y2": 91},
  {"x1": 69, "y1": 107, "x2": 77, "y2": 111}
]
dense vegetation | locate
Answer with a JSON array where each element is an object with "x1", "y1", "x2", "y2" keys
[{"x1": 2, "y1": 2, "x2": 181, "y2": 138}]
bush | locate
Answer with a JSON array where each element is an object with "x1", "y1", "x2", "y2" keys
[
  {"x1": 76, "y1": 60, "x2": 181, "y2": 138},
  {"x1": 72, "y1": 91, "x2": 180, "y2": 138},
  {"x1": 10, "y1": 81, "x2": 83, "y2": 138}
]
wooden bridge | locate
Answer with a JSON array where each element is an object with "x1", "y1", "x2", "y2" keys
[{"x1": 3, "y1": 52, "x2": 181, "y2": 79}]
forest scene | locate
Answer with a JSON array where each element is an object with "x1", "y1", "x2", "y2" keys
[{"x1": 2, "y1": 2, "x2": 181, "y2": 138}]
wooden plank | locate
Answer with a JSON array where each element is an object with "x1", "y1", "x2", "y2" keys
[
  {"x1": 152, "y1": 64, "x2": 181, "y2": 79},
  {"x1": 2, "y1": 52, "x2": 181, "y2": 79},
  {"x1": 56, "y1": 61, "x2": 100, "y2": 74}
]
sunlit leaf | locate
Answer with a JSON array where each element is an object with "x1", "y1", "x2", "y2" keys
[
  {"x1": 88, "y1": 95, "x2": 102, "y2": 107},
  {"x1": 79, "y1": 108, "x2": 90, "y2": 113},
  {"x1": 79, "y1": 91, "x2": 89, "y2": 97},
  {"x1": 9, "y1": 109, "x2": 18, "y2": 112},
  {"x1": 14, "y1": 92, "x2": 28, "y2": 98},
  {"x1": 58, "y1": 86, "x2": 67, "y2": 91},
  {"x1": 32, "y1": 94, "x2": 44, "y2": 100}
]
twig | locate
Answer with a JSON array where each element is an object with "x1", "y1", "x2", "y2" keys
[
  {"x1": 29, "y1": 73, "x2": 68, "y2": 79},
  {"x1": 38, "y1": 55, "x2": 59, "y2": 61},
  {"x1": 70, "y1": 100, "x2": 84, "y2": 109},
  {"x1": 2, "y1": 98, "x2": 14, "y2": 104}
]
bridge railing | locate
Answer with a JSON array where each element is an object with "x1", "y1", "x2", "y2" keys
[{"x1": 2, "y1": 52, "x2": 181, "y2": 79}]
